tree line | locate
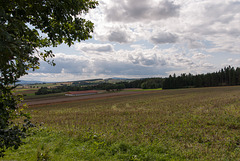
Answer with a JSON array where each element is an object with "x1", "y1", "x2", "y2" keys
[
  {"x1": 122, "y1": 78, "x2": 163, "y2": 89},
  {"x1": 35, "y1": 66, "x2": 240, "y2": 95},
  {"x1": 122, "y1": 66, "x2": 240, "y2": 89},
  {"x1": 163, "y1": 66, "x2": 240, "y2": 89},
  {"x1": 35, "y1": 78, "x2": 163, "y2": 95}
]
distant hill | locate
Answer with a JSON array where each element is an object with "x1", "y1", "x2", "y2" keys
[
  {"x1": 17, "y1": 78, "x2": 137, "y2": 85},
  {"x1": 110, "y1": 77, "x2": 134, "y2": 80},
  {"x1": 71, "y1": 78, "x2": 136, "y2": 85},
  {"x1": 17, "y1": 80, "x2": 45, "y2": 85}
]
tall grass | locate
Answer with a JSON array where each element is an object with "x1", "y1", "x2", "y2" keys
[{"x1": 4, "y1": 86, "x2": 240, "y2": 160}]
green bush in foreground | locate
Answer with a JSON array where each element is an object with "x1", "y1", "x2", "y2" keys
[{"x1": 4, "y1": 127, "x2": 183, "y2": 161}]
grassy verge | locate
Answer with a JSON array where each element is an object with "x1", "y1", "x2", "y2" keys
[{"x1": 3, "y1": 127, "x2": 182, "y2": 161}]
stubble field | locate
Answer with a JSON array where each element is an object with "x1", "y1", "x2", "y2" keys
[{"x1": 4, "y1": 86, "x2": 240, "y2": 160}]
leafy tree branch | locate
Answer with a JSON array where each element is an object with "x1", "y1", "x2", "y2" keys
[{"x1": 0, "y1": 0, "x2": 98, "y2": 156}]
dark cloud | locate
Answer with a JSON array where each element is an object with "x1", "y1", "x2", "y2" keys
[
  {"x1": 105, "y1": 0, "x2": 180, "y2": 23},
  {"x1": 29, "y1": 47, "x2": 211, "y2": 81},
  {"x1": 108, "y1": 30, "x2": 131, "y2": 43},
  {"x1": 150, "y1": 32, "x2": 178, "y2": 44},
  {"x1": 34, "y1": 54, "x2": 89, "y2": 74},
  {"x1": 76, "y1": 43, "x2": 114, "y2": 53},
  {"x1": 93, "y1": 59, "x2": 167, "y2": 76}
]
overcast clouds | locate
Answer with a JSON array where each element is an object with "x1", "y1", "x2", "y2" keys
[{"x1": 23, "y1": 0, "x2": 240, "y2": 82}]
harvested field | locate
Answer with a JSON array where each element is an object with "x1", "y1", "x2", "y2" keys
[
  {"x1": 24, "y1": 90, "x2": 161, "y2": 106},
  {"x1": 5, "y1": 86, "x2": 240, "y2": 160}
]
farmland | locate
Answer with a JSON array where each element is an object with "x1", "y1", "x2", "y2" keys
[{"x1": 4, "y1": 86, "x2": 240, "y2": 160}]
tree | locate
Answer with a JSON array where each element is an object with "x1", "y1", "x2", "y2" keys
[
  {"x1": 0, "y1": 0, "x2": 98, "y2": 156},
  {"x1": 141, "y1": 79, "x2": 159, "y2": 89}
]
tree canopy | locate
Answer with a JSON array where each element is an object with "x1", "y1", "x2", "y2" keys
[
  {"x1": 163, "y1": 66, "x2": 240, "y2": 89},
  {"x1": 0, "y1": 0, "x2": 98, "y2": 156}
]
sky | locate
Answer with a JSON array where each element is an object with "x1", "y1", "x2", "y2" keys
[{"x1": 23, "y1": 0, "x2": 240, "y2": 82}]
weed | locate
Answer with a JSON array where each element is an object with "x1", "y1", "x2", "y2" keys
[{"x1": 37, "y1": 144, "x2": 50, "y2": 161}]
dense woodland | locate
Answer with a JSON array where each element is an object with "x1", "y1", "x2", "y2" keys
[
  {"x1": 163, "y1": 66, "x2": 240, "y2": 89},
  {"x1": 123, "y1": 66, "x2": 240, "y2": 89},
  {"x1": 35, "y1": 66, "x2": 240, "y2": 95}
]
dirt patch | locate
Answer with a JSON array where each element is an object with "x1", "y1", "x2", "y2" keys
[{"x1": 24, "y1": 90, "x2": 161, "y2": 107}]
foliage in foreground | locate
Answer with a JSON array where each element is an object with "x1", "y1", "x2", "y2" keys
[
  {"x1": 4, "y1": 86, "x2": 240, "y2": 160},
  {"x1": 0, "y1": 90, "x2": 34, "y2": 157},
  {"x1": 0, "y1": 0, "x2": 98, "y2": 156}
]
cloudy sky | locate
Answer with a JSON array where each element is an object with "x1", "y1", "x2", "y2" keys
[{"x1": 23, "y1": 0, "x2": 240, "y2": 82}]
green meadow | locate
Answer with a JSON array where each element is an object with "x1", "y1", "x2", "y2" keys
[{"x1": 3, "y1": 86, "x2": 240, "y2": 160}]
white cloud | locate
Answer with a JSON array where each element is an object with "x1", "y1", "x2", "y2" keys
[
  {"x1": 226, "y1": 58, "x2": 240, "y2": 68},
  {"x1": 192, "y1": 53, "x2": 211, "y2": 59},
  {"x1": 24, "y1": 44, "x2": 219, "y2": 81},
  {"x1": 88, "y1": 0, "x2": 240, "y2": 54},
  {"x1": 22, "y1": 0, "x2": 240, "y2": 82},
  {"x1": 177, "y1": 0, "x2": 240, "y2": 54}
]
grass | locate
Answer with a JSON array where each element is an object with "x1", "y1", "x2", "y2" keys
[
  {"x1": 13, "y1": 88, "x2": 38, "y2": 95},
  {"x1": 14, "y1": 88, "x2": 38, "y2": 91},
  {"x1": 24, "y1": 92, "x2": 66, "y2": 100},
  {"x1": 3, "y1": 127, "x2": 181, "y2": 160},
  {"x1": 3, "y1": 86, "x2": 240, "y2": 160},
  {"x1": 125, "y1": 88, "x2": 162, "y2": 92},
  {"x1": 14, "y1": 82, "x2": 62, "y2": 96}
]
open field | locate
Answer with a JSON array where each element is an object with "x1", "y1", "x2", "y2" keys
[
  {"x1": 14, "y1": 82, "x2": 71, "y2": 96},
  {"x1": 23, "y1": 89, "x2": 161, "y2": 106},
  {"x1": 4, "y1": 86, "x2": 240, "y2": 160},
  {"x1": 14, "y1": 88, "x2": 38, "y2": 96}
]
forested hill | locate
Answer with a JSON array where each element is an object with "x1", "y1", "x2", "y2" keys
[
  {"x1": 162, "y1": 66, "x2": 240, "y2": 89},
  {"x1": 122, "y1": 66, "x2": 240, "y2": 90}
]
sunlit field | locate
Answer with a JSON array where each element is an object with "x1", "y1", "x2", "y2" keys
[{"x1": 4, "y1": 86, "x2": 240, "y2": 160}]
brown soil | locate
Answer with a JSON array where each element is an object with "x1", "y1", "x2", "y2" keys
[{"x1": 24, "y1": 90, "x2": 160, "y2": 107}]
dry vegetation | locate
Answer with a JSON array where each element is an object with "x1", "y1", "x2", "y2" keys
[{"x1": 4, "y1": 86, "x2": 240, "y2": 160}]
